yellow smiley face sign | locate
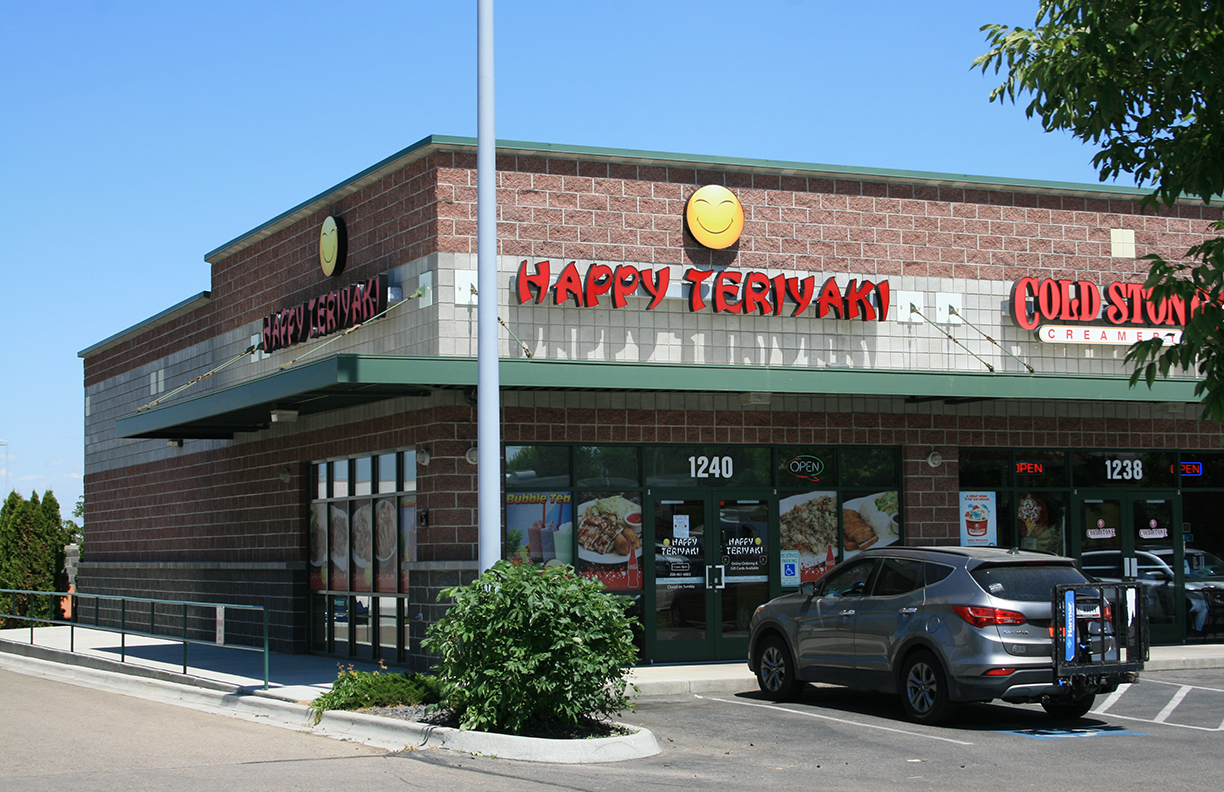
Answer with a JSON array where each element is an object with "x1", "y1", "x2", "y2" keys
[
  {"x1": 319, "y1": 216, "x2": 346, "y2": 277},
  {"x1": 686, "y1": 185, "x2": 744, "y2": 249}
]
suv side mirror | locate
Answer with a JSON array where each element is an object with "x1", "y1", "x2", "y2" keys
[{"x1": 799, "y1": 581, "x2": 817, "y2": 598}]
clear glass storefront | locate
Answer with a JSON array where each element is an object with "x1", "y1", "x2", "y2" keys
[
  {"x1": 505, "y1": 444, "x2": 903, "y2": 663},
  {"x1": 959, "y1": 448, "x2": 1224, "y2": 644},
  {"x1": 308, "y1": 449, "x2": 417, "y2": 662}
]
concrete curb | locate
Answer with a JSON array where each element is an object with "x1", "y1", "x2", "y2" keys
[
  {"x1": 0, "y1": 648, "x2": 660, "y2": 763},
  {"x1": 317, "y1": 709, "x2": 660, "y2": 762}
]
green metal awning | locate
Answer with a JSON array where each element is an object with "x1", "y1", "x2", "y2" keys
[{"x1": 114, "y1": 354, "x2": 1203, "y2": 440}]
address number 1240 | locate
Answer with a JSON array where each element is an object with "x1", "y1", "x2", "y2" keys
[{"x1": 689, "y1": 455, "x2": 734, "y2": 479}]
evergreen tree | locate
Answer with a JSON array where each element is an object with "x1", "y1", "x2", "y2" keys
[{"x1": 0, "y1": 491, "x2": 65, "y2": 627}]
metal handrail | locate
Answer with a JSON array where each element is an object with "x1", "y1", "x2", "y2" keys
[{"x1": 0, "y1": 589, "x2": 269, "y2": 689}]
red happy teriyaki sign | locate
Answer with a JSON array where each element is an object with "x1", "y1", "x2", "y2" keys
[
  {"x1": 1010, "y1": 276, "x2": 1215, "y2": 330},
  {"x1": 516, "y1": 261, "x2": 891, "y2": 321},
  {"x1": 261, "y1": 274, "x2": 388, "y2": 354}
]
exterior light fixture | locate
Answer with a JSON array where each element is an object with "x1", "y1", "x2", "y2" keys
[
  {"x1": 741, "y1": 392, "x2": 772, "y2": 406},
  {"x1": 271, "y1": 408, "x2": 299, "y2": 423},
  {"x1": 927, "y1": 450, "x2": 943, "y2": 468}
]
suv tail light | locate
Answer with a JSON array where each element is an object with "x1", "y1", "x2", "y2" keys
[{"x1": 953, "y1": 605, "x2": 1027, "y2": 629}]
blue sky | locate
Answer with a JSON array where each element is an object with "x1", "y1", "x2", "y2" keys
[{"x1": 0, "y1": 1, "x2": 1107, "y2": 521}]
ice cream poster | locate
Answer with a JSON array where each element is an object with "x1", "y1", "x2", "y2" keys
[{"x1": 959, "y1": 492, "x2": 997, "y2": 547}]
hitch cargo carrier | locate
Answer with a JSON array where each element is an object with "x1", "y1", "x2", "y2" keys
[{"x1": 1052, "y1": 582, "x2": 1148, "y2": 680}]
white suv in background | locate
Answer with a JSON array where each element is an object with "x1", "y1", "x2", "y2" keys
[{"x1": 1081, "y1": 549, "x2": 1214, "y2": 634}]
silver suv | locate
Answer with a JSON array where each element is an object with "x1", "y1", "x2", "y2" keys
[{"x1": 748, "y1": 546, "x2": 1132, "y2": 724}]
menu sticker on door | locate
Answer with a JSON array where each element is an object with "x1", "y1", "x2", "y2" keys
[{"x1": 673, "y1": 514, "x2": 690, "y2": 539}]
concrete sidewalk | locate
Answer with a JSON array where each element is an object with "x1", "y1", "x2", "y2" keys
[{"x1": 3, "y1": 624, "x2": 1223, "y2": 703}]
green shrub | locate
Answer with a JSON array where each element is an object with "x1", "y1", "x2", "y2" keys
[
  {"x1": 310, "y1": 663, "x2": 444, "y2": 718},
  {"x1": 423, "y1": 557, "x2": 638, "y2": 734}
]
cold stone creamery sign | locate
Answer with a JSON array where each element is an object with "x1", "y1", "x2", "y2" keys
[
  {"x1": 1010, "y1": 276, "x2": 1217, "y2": 346},
  {"x1": 516, "y1": 261, "x2": 891, "y2": 321}
]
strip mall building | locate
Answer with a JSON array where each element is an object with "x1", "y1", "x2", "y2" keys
[{"x1": 80, "y1": 136, "x2": 1224, "y2": 665}]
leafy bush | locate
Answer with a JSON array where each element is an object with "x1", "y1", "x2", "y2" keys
[
  {"x1": 310, "y1": 663, "x2": 444, "y2": 718},
  {"x1": 423, "y1": 557, "x2": 638, "y2": 734}
]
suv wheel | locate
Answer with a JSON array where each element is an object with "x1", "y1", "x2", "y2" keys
[
  {"x1": 1041, "y1": 693, "x2": 1095, "y2": 720},
  {"x1": 756, "y1": 636, "x2": 799, "y2": 701},
  {"x1": 900, "y1": 650, "x2": 953, "y2": 725}
]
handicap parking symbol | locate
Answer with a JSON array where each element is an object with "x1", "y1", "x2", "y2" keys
[{"x1": 1008, "y1": 726, "x2": 1145, "y2": 740}]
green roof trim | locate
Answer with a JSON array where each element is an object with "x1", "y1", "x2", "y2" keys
[
  {"x1": 203, "y1": 133, "x2": 1174, "y2": 265},
  {"x1": 115, "y1": 354, "x2": 1202, "y2": 440}
]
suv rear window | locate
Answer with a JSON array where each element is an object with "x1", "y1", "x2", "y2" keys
[{"x1": 970, "y1": 564, "x2": 1089, "y2": 602}]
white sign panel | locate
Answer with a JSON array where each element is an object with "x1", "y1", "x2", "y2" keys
[
  {"x1": 780, "y1": 550, "x2": 801, "y2": 587},
  {"x1": 1038, "y1": 325, "x2": 1182, "y2": 346}
]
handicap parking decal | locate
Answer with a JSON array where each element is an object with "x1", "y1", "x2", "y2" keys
[{"x1": 1005, "y1": 726, "x2": 1146, "y2": 740}]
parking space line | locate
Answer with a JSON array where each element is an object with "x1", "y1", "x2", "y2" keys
[
  {"x1": 1093, "y1": 683, "x2": 1131, "y2": 715},
  {"x1": 1089, "y1": 711, "x2": 1224, "y2": 732},
  {"x1": 1153, "y1": 686, "x2": 1192, "y2": 724},
  {"x1": 1147, "y1": 678, "x2": 1224, "y2": 694},
  {"x1": 695, "y1": 696, "x2": 974, "y2": 745}
]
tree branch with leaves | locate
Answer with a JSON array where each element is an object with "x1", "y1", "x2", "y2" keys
[{"x1": 975, "y1": 0, "x2": 1224, "y2": 420}]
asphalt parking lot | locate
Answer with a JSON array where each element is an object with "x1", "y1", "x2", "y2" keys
[{"x1": 4, "y1": 663, "x2": 1221, "y2": 792}]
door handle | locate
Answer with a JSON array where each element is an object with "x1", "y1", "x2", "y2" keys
[
  {"x1": 899, "y1": 607, "x2": 918, "y2": 614},
  {"x1": 839, "y1": 609, "x2": 856, "y2": 616}
]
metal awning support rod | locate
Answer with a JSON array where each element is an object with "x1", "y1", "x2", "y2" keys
[
  {"x1": 278, "y1": 288, "x2": 423, "y2": 371},
  {"x1": 948, "y1": 306, "x2": 1034, "y2": 374},
  {"x1": 138, "y1": 343, "x2": 258, "y2": 411},
  {"x1": 908, "y1": 303, "x2": 995, "y2": 373},
  {"x1": 467, "y1": 282, "x2": 533, "y2": 358}
]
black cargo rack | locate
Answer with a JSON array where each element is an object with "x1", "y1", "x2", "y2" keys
[{"x1": 1052, "y1": 582, "x2": 1148, "y2": 679}]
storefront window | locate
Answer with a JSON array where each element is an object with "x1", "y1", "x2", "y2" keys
[
  {"x1": 377, "y1": 453, "x2": 396, "y2": 493},
  {"x1": 841, "y1": 447, "x2": 898, "y2": 489},
  {"x1": 576, "y1": 445, "x2": 640, "y2": 487},
  {"x1": 354, "y1": 457, "x2": 372, "y2": 496},
  {"x1": 777, "y1": 447, "x2": 902, "y2": 581},
  {"x1": 504, "y1": 490, "x2": 576, "y2": 567},
  {"x1": 1072, "y1": 450, "x2": 1176, "y2": 488},
  {"x1": 645, "y1": 445, "x2": 771, "y2": 487},
  {"x1": 310, "y1": 447, "x2": 420, "y2": 662},
  {"x1": 1014, "y1": 449, "x2": 1069, "y2": 488},
  {"x1": 842, "y1": 490, "x2": 901, "y2": 559},
  {"x1": 958, "y1": 449, "x2": 1010, "y2": 489},
  {"x1": 1180, "y1": 452, "x2": 1224, "y2": 487},
  {"x1": 574, "y1": 492, "x2": 642, "y2": 591},
  {"x1": 779, "y1": 490, "x2": 838, "y2": 581},
  {"x1": 505, "y1": 445, "x2": 571, "y2": 488},
  {"x1": 316, "y1": 463, "x2": 328, "y2": 499},
  {"x1": 333, "y1": 460, "x2": 350, "y2": 498},
  {"x1": 1016, "y1": 491, "x2": 1064, "y2": 554},
  {"x1": 777, "y1": 446, "x2": 836, "y2": 488}
]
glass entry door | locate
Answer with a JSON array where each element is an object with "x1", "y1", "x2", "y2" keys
[
  {"x1": 649, "y1": 492, "x2": 773, "y2": 662},
  {"x1": 1074, "y1": 492, "x2": 1182, "y2": 643}
]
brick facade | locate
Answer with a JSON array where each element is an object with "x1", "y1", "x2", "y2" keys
[{"x1": 80, "y1": 136, "x2": 1223, "y2": 660}]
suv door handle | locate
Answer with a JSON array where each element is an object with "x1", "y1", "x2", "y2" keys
[{"x1": 899, "y1": 607, "x2": 918, "y2": 614}]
